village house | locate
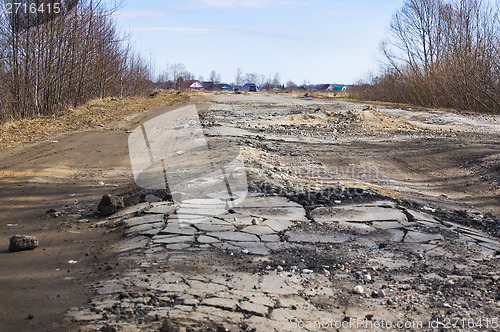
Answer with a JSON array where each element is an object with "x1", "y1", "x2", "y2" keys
[
  {"x1": 215, "y1": 84, "x2": 233, "y2": 91},
  {"x1": 202, "y1": 82, "x2": 215, "y2": 91},
  {"x1": 241, "y1": 83, "x2": 258, "y2": 92},
  {"x1": 183, "y1": 80, "x2": 205, "y2": 90},
  {"x1": 332, "y1": 85, "x2": 347, "y2": 92}
]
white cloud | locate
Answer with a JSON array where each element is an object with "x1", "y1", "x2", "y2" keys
[{"x1": 133, "y1": 26, "x2": 221, "y2": 35}]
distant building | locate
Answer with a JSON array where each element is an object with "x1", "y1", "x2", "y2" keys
[
  {"x1": 309, "y1": 84, "x2": 349, "y2": 92},
  {"x1": 215, "y1": 84, "x2": 233, "y2": 91},
  {"x1": 202, "y1": 82, "x2": 215, "y2": 91},
  {"x1": 183, "y1": 80, "x2": 205, "y2": 90},
  {"x1": 241, "y1": 83, "x2": 258, "y2": 92},
  {"x1": 333, "y1": 85, "x2": 347, "y2": 92}
]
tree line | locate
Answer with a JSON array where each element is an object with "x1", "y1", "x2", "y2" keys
[
  {"x1": 0, "y1": 0, "x2": 154, "y2": 122},
  {"x1": 361, "y1": 0, "x2": 500, "y2": 114}
]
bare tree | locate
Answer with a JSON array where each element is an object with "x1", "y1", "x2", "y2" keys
[
  {"x1": 169, "y1": 63, "x2": 193, "y2": 89},
  {"x1": 272, "y1": 72, "x2": 281, "y2": 90},
  {"x1": 235, "y1": 67, "x2": 243, "y2": 86},
  {"x1": 368, "y1": 0, "x2": 500, "y2": 113},
  {"x1": 0, "y1": 0, "x2": 156, "y2": 122},
  {"x1": 209, "y1": 70, "x2": 221, "y2": 84},
  {"x1": 244, "y1": 72, "x2": 260, "y2": 85},
  {"x1": 263, "y1": 74, "x2": 272, "y2": 91},
  {"x1": 170, "y1": 63, "x2": 187, "y2": 82},
  {"x1": 286, "y1": 80, "x2": 297, "y2": 91}
]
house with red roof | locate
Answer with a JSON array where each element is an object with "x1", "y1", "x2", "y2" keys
[{"x1": 183, "y1": 80, "x2": 205, "y2": 90}]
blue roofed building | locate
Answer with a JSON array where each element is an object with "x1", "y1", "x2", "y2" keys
[
  {"x1": 241, "y1": 83, "x2": 258, "y2": 92},
  {"x1": 216, "y1": 84, "x2": 233, "y2": 91},
  {"x1": 333, "y1": 85, "x2": 347, "y2": 92}
]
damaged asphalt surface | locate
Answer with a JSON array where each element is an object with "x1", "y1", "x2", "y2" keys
[{"x1": 2, "y1": 93, "x2": 500, "y2": 331}]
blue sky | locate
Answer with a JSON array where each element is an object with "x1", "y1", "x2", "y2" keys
[{"x1": 115, "y1": 0, "x2": 405, "y2": 85}]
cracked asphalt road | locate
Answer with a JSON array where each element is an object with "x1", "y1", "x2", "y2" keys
[
  {"x1": 1, "y1": 93, "x2": 499, "y2": 331},
  {"x1": 69, "y1": 93, "x2": 499, "y2": 331}
]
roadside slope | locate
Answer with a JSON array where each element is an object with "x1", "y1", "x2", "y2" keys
[{"x1": 0, "y1": 94, "x2": 210, "y2": 332}]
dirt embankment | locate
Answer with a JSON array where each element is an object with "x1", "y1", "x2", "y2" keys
[{"x1": 0, "y1": 91, "x2": 189, "y2": 152}]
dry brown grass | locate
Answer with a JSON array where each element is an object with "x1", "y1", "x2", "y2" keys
[{"x1": 0, "y1": 91, "x2": 188, "y2": 151}]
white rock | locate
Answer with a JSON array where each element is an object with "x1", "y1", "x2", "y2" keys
[
  {"x1": 353, "y1": 285, "x2": 364, "y2": 295},
  {"x1": 423, "y1": 206, "x2": 436, "y2": 212},
  {"x1": 363, "y1": 274, "x2": 372, "y2": 282}
]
